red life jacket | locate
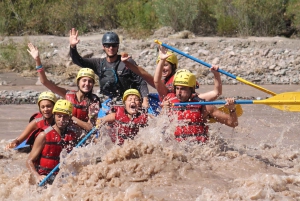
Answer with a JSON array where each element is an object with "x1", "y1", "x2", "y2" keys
[
  {"x1": 26, "y1": 112, "x2": 54, "y2": 146},
  {"x1": 164, "y1": 75, "x2": 175, "y2": 93},
  {"x1": 65, "y1": 90, "x2": 89, "y2": 122},
  {"x1": 165, "y1": 93, "x2": 209, "y2": 143},
  {"x1": 37, "y1": 126, "x2": 77, "y2": 175},
  {"x1": 111, "y1": 106, "x2": 148, "y2": 145}
]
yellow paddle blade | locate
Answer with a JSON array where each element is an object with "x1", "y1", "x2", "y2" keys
[
  {"x1": 208, "y1": 104, "x2": 243, "y2": 123},
  {"x1": 253, "y1": 92, "x2": 300, "y2": 112}
]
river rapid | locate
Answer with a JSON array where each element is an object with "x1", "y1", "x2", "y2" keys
[{"x1": 0, "y1": 85, "x2": 300, "y2": 201}]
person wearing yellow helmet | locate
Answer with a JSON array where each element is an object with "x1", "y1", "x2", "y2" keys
[
  {"x1": 6, "y1": 91, "x2": 57, "y2": 150},
  {"x1": 27, "y1": 43, "x2": 100, "y2": 135},
  {"x1": 26, "y1": 99, "x2": 78, "y2": 185},
  {"x1": 96, "y1": 89, "x2": 148, "y2": 146},
  {"x1": 120, "y1": 45, "x2": 222, "y2": 116},
  {"x1": 154, "y1": 46, "x2": 222, "y2": 101},
  {"x1": 161, "y1": 70, "x2": 238, "y2": 144}
]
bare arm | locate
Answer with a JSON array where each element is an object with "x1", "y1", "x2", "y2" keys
[
  {"x1": 153, "y1": 48, "x2": 172, "y2": 99},
  {"x1": 204, "y1": 98, "x2": 238, "y2": 128},
  {"x1": 154, "y1": 60, "x2": 170, "y2": 100},
  {"x1": 72, "y1": 116, "x2": 93, "y2": 131},
  {"x1": 26, "y1": 132, "x2": 46, "y2": 183},
  {"x1": 71, "y1": 102, "x2": 99, "y2": 131},
  {"x1": 27, "y1": 43, "x2": 67, "y2": 98},
  {"x1": 121, "y1": 55, "x2": 155, "y2": 88},
  {"x1": 6, "y1": 120, "x2": 37, "y2": 149},
  {"x1": 96, "y1": 113, "x2": 116, "y2": 127},
  {"x1": 142, "y1": 96, "x2": 149, "y2": 109},
  {"x1": 198, "y1": 65, "x2": 222, "y2": 101}
]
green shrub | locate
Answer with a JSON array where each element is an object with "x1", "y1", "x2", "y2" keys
[
  {"x1": 191, "y1": 0, "x2": 217, "y2": 35},
  {"x1": 0, "y1": 0, "x2": 298, "y2": 38},
  {"x1": 117, "y1": 0, "x2": 158, "y2": 38},
  {"x1": 154, "y1": 0, "x2": 199, "y2": 32},
  {"x1": 0, "y1": 39, "x2": 32, "y2": 71},
  {"x1": 286, "y1": 0, "x2": 300, "y2": 36},
  {"x1": 214, "y1": 0, "x2": 287, "y2": 36}
]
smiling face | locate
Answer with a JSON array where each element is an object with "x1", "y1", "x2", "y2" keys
[
  {"x1": 39, "y1": 100, "x2": 54, "y2": 119},
  {"x1": 124, "y1": 94, "x2": 141, "y2": 115},
  {"x1": 78, "y1": 77, "x2": 94, "y2": 93},
  {"x1": 162, "y1": 61, "x2": 173, "y2": 78},
  {"x1": 103, "y1": 43, "x2": 119, "y2": 58},
  {"x1": 175, "y1": 85, "x2": 192, "y2": 102}
]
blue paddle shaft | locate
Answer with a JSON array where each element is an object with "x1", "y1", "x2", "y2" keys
[
  {"x1": 38, "y1": 127, "x2": 97, "y2": 186},
  {"x1": 174, "y1": 100, "x2": 253, "y2": 106},
  {"x1": 161, "y1": 43, "x2": 237, "y2": 79}
]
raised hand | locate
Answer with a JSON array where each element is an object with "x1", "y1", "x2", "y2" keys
[
  {"x1": 69, "y1": 28, "x2": 80, "y2": 48},
  {"x1": 27, "y1": 43, "x2": 39, "y2": 60},
  {"x1": 120, "y1": 52, "x2": 131, "y2": 62},
  {"x1": 210, "y1": 65, "x2": 219, "y2": 73},
  {"x1": 158, "y1": 45, "x2": 171, "y2": 60}
]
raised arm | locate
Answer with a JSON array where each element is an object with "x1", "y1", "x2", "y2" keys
[
  {"x1": 153, "y1": 47, "x2": 171, "y2": 99},
  {"x1": 198, "y1": 65, "x2": 222, "y2": 101},
  {"x1": 69, "y1": 28, "x2": 100, "y2": 72},
  {"x1": 121, "y1": 54, "x2": 155, "y2": 88},
  {"x1": 27, "y1": 43, "x2": 67, "y2": 98}
]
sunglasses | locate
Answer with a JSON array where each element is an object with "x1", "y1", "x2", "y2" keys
[{"x1": 103, "y1": 44, "x2": 119, "y2": 48}]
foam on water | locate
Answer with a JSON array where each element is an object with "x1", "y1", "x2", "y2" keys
[{"x1": 1, "y1": 110, "x2": 300, "y2": 201}]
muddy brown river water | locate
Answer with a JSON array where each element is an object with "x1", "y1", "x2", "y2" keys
[{"x1": 0, "y1": 84, "x2": 300, "y2": 200}]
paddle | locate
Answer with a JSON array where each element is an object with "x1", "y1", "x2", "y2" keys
[
  {"x1": 173, "y1": 92, "x2": 300, "y2": 112},
  {"x1": 38, "y1": 126, "x2": 98, "y2": 186},
  {"x1": 154, "y1": 40, "x2": 277, "y2": 96}
]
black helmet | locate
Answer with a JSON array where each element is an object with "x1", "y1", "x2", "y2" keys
[{"x1": 102, "y1": 32, "x2": 120, "y2": 44}]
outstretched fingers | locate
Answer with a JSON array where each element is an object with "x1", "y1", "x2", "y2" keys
[{"x1": 27, "y1": 43, "x2": 39, "y2": 59}]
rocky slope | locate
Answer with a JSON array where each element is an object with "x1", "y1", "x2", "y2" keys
[{"x1": 1, "y1": 27, "x2": 300, "y2": 103}]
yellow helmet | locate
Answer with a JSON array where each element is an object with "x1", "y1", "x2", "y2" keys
[
  {"x1": 38, "y1": 91, "x2": 57, "y2": 105},
  {"x1": 156, "y1": 52, "x2": 178, "y2": 69},
  {"x1": 53, "y1": 99, "x2": 73, "y2": 116},
  {"x1": 175, "y1": 69, "x2": 191, "y2": 75},
  {"x1": 122, "y1": 89, "x2": 141, "y2": 102},
  {"x1": 173, "y1": 70, "x2": 196, "y2": 88},
  {"x1": 76, "y1": 68, "x2": 95, "y2": 82}
]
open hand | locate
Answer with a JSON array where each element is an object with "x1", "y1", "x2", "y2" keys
[
  {"x1": 158, "y1": 45, "x2": 171, "y2": 60},
  {"x1": 27, "y1": 43, "x2": 39, "y2": 60},
  {"x1": 69, "y1": 28, "x2": 80, "y2": 48}
]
